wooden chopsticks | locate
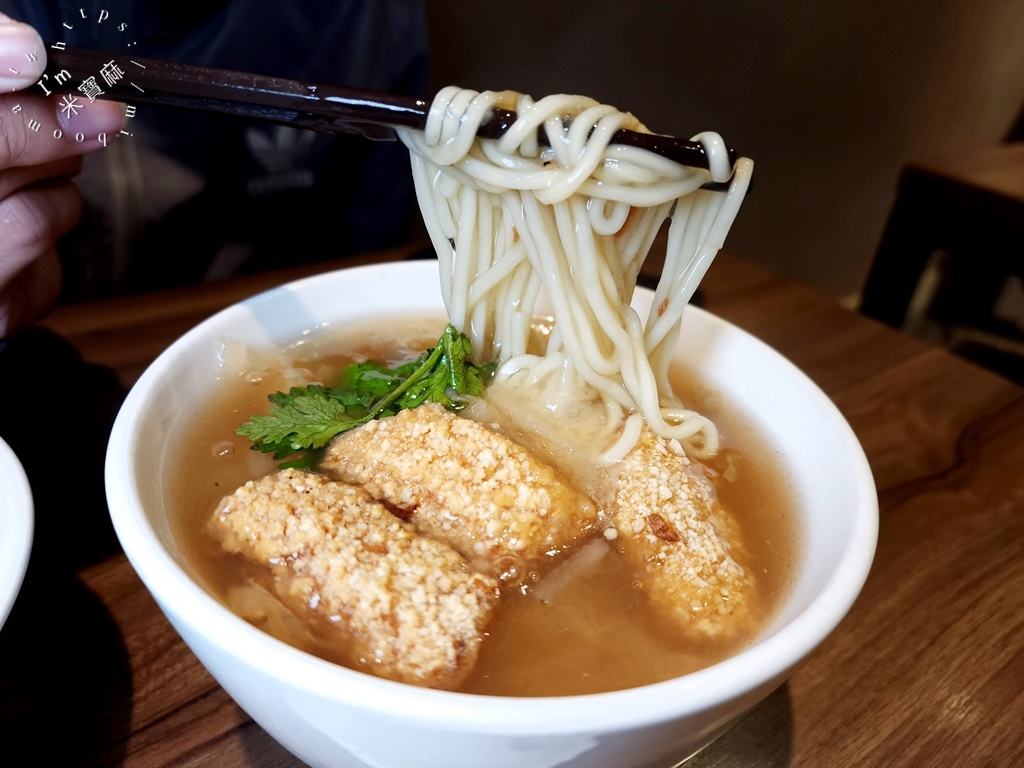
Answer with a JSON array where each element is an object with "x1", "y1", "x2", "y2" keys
[{"x1": 42, "y1": 46, "x2": 737, "y2": 180}]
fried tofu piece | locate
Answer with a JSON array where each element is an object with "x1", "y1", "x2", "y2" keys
[
  {"x1": 611, "y1": 428, "x2": 756, "y2": 640},
  {"x1": 319, "y1": 403, "x2": 598, "y2": 578},
  {"x1": 210, "y1": 468, "x2": 500, "y2": 690}
]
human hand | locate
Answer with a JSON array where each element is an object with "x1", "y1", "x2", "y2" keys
[{"x1": 0, "y1": 12, "x2": 124, "y2": 338}]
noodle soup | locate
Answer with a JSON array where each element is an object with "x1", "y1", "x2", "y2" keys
[
  {"x1": 165, "y1": 88, "x2": 767, "y2": 695},
  {"x1": 166, "y1": 316, "x2": 799, "y2": 696},
  {"x1": 103, "y1": 81, "x2": 878, "y2": 767}
]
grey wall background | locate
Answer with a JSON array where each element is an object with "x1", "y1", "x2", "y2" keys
[{"x1": 424, "y1": 1, "x2": 1024, "y2": 298}]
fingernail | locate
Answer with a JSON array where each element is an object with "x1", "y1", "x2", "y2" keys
[
  {"x1": 57, "y1": 98, "x2": 126, "y2": 148},
  {"x1": 0, "y1": 13, "x2": 46, "y2": 91}
]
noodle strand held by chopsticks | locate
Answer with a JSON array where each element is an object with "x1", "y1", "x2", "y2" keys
[{"x1": 398, "y1": 88, "x2": 753, "y2": 461}]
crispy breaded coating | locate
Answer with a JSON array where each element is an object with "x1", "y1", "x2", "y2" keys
[
  {"x1": 611, "y1": 428, "x2": 756, "y2": 639},
  {"x1": 319, "y1": 403, "x2": 597, "y2": 577},
  {"x1": 210, "y1": 468, "x2": 500, "y2": 689}
]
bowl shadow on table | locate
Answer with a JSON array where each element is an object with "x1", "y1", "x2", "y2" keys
[
  {"x1": 238, "y1": 723, "x2": 311, "y2": 766},
  {"x1": 682, "y1": 683, "x2": 793, "y2": 767},
  {"x1": 0, "y1": 327, "x2": 133, "y2": 765}
]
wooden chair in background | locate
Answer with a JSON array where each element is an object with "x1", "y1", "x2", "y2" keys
[{"x1": 859, "y1": 128, "x2": 1024, "y2": 383}]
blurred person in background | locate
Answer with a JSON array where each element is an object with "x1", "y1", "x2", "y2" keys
[{"x1": 0, "y1": 1, "x2": 428, "y2": 338}]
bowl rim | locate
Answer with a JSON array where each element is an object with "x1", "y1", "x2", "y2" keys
[
  {"x1": 0, "y1": 434, "x2": 34, "y2": 629},
  {"x1": 104, "y1": 260, "x2": 878, "y2": 733}
]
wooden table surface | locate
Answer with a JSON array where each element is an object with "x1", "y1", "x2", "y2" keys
[{"x1": 1, "y1": 245, "x2": 1022, "y2": 767}]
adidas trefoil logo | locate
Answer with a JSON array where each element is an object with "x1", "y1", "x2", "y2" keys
[{"x1": 244, "y1": 125, "x2": 316, "y2": 195}]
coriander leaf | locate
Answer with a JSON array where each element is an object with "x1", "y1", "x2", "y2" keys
[
  {"x1": 277, "y1": 446, "x2": 326, "y2": 471},
  {"x1": 343, "y1": 361, "x2": 403, "y2": 401},
  {"x1": 439, "y1": 324, "x2": 490, "y2": 401},
  {"x1": 236, "y1": 385, "x2": 360, "y2": 452},
  {"x1": 236, "y1": 325, "x2": 495, "y2": 468},
  {"x1": 425, "y1": 370, "x2": 455, "y2": 407},
  {"x1": 326, "y1": 386, "x2": 376, "y2": 410},
  {"x1": 392, "y1": 354, "x2": 429, "y2": 379},
  {"x1": 463, "y1": 361, "x2": 495, "y2": 398}
]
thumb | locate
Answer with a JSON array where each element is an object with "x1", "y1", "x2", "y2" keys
[{"x1": 0, "y1": 12, "x2": 47, "y2": 92}]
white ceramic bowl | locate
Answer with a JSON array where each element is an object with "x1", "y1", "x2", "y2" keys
[
  {"x1": 0, "y1": 435, "x2": 33, "y2": 630},
  {"x1": 105, "y1": 261, "x2": 877, "y2": 768}
]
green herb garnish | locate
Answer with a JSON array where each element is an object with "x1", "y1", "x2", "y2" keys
[{"x1": 236, "y1": 324, "x2": 494, "y2": 468}]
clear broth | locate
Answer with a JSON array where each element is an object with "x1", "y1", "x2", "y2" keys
[{"x1": 166, "y1": 316, "x2": 800, "y2": 696}]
